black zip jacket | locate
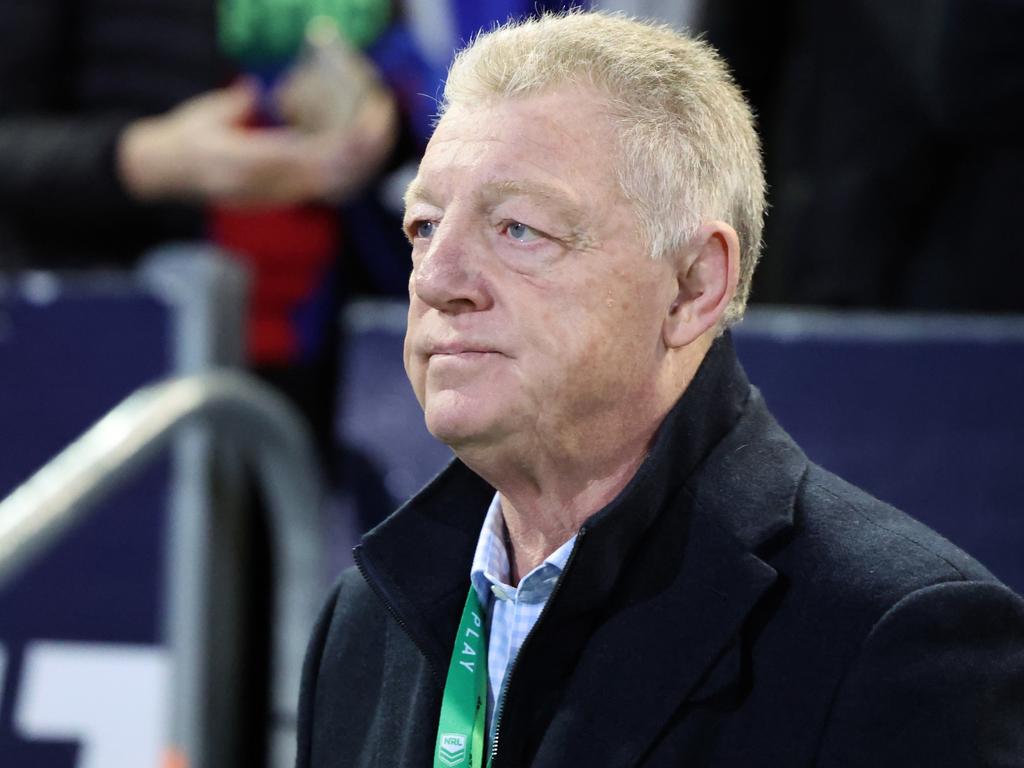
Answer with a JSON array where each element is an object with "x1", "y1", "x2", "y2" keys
[{"x1": 296, "y1": 335, "x2": 1024, "y2": 767}]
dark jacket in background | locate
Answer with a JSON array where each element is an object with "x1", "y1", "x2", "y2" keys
[
  {"x1": 704, "y1": 0, "x2": 1024, "y2": 312},
  {"x1": 0, "y1": 0, "x2": 227, "y2": 269},
  {"x1": 296, "y1": 336, "x2": 1024, "y2": 767}
]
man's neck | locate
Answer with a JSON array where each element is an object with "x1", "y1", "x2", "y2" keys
[
  {"x1": 496, "y1": 450, "x2": 648, "y2": 583},
  {"x1": 463, "y1": 339, "x2": 712, "y2": 584}
]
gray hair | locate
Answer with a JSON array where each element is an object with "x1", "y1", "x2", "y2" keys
[{"x1": 440, "y1": 10, "x2": 766, "y2": 325}]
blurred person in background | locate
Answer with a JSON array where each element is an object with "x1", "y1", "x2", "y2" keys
[
  {"x1": 699, "y1": 0, "x2": 1024, "y2": 312},
  {"x1": 0, "y1": 0, "x2": 410, "y2": 461}
]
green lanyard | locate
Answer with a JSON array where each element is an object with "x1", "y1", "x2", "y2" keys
[{"x1": 434, "y1": 587, "x2": 488, "y2": 768}]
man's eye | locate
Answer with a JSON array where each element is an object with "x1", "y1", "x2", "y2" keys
[
  {"x1": 414, "y1": 220, "x2": 436, "y2": 239},
  {"x1": 504, "y1": 221, "x2": 541, "y2": 243}
]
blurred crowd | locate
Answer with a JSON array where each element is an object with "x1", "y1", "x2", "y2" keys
[{"x1": 704, "y1": 0, "x2": 1024, "y2": 313}]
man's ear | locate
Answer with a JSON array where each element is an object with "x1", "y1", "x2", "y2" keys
[{"x1": 662, "y1": 221, "x2": 740, "y2": 349}]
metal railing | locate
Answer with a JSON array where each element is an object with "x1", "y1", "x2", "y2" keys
[{"x1": 0, "y1": 370, "x2": 325, "y2": 768}]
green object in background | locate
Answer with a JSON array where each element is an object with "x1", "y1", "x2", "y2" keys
[{"x1": 219, "y1": 0, "x2": 391, "y2": 64}]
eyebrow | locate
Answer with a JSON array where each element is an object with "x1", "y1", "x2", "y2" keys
[
  {"x1": 478, "y1": 180, "x2": 587, "y2": 229},
  {"x1": 403, "y1": 177, "x2": 436, "y2": 212},
  {"x1": 406, "y1": 177, "x2": 585, "y2": 221},
  {"x1": 403, "y1": 177, "x2": 593, "y2": 248}
]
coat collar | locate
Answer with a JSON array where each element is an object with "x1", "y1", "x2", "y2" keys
[
  {"x1": 355, "y1": 333, "x2": 806, "y2": 762},
  {"x1": 527, "y1": 387, "x2": 806, "y2": 766}
]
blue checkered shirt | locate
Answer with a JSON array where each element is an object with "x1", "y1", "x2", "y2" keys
[{"x1": 470, "y1": 493, "x2": 578, "y2": 745}]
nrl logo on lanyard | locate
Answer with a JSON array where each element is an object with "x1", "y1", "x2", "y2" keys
[
  {"x1": 435, "y1": 589, "x2": 487, "y2": 768},
  {"x1": 438, "y1": 732, "x2": 468, "y2": 766}
]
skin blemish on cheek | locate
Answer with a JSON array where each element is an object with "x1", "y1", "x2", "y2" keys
[{"x1": 537, "y1": 307, "x2": 559, "y2": 332}]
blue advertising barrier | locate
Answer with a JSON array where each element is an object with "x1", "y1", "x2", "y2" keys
[
  {"x1": 0, "y1": 272, "x2": 173, "y2": 767},
  {"x1": 0, "y1": 248, "x2": 267, "y2": 768},
  {"x1": 337, "y1": 302, "x2": 1024, "y2": 594}
]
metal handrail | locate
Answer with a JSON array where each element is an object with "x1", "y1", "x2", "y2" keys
[{"x1": 0, "y1": 370, "x2": 325, "y2": 767}]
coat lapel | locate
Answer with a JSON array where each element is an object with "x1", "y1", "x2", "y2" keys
[
  {"x1": 533, "y1": 507, "x2": 780, "y2": 767},
  {"x1": 531, "y1": 391, "x2": 806, "y2": 768},
  {"x1": 355, "y1": 459, "x2": 495, "y2": 680}
]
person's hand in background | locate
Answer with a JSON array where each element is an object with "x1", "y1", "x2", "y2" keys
[
  {"x1": 118, "y1": 71, "x2": 397, "y2": 207},
  {"x1": 280, "y1": 75, "x2": 399, "y2": 204}
]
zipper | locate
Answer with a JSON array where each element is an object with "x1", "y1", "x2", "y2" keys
[
  {"x1": 488, "y1": 526, "x2": 588, "y2": 767},
  {"x1": 353, "y1": 547, "x2": 444, "y2": 688}
]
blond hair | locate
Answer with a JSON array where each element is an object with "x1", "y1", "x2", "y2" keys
[{"x1": 440, "y1": 11, "x2": 765, "y2": 325}]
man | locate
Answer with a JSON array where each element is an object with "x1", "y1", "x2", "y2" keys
[{"x1": 296, "y1": 12, "x2": 1024, "y2": 767}]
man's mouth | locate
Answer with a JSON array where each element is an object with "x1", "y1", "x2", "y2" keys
[{"x1": 426, "y1": 342, "x2": 500, "y2": 357}]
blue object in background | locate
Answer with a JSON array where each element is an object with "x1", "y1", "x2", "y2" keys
[{"x1": 0, "y1": 273, "x2": 173, "y2": 766}]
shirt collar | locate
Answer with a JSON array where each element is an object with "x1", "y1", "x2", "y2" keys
[{"x1": 471, "y1": 493, "x2": 576, "y2": 605}]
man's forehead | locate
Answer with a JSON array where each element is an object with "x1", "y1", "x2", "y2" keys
[{"x1": 403, "y1": 89, "x2": 624, "y2": 225}]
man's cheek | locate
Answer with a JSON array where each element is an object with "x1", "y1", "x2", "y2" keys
[
  {"x1": 403, "y1": 351, "x2": 427, "y2": 409},
  {"x1": 401, "y1": 338, "x2": 414, "y2": 383}
]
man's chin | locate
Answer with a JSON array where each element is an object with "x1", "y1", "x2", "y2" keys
[
  {"x1": 424, "y1": 412, "x2": 483, "y2": 449},
  {"x1": 424, "y1": 405, "x2": 502, "y2": 453}
]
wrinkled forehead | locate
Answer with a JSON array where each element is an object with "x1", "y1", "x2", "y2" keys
[{"x1": 405, "y1": 88, "x2": 626, "y2": 212}]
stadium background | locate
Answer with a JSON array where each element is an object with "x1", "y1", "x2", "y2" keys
[{"x1": 0, "y1": 1, "x2": 1021, "y2": 767}]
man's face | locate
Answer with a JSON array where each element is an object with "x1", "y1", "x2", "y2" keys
[{"x1": 403, "y1": 87, "x2": 677, "y2": 460}]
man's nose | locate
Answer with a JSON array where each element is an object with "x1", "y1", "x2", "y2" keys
[{"x1": 412, "y1": 222, "x2": 492, "y2": 313}]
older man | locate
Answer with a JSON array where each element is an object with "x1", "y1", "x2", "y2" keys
[{"x1": 296, "y1": 12, "x2": 1024, "y2": 768}]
